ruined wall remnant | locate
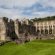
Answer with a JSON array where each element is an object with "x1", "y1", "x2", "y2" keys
[
  {"x1": 0, "y1": 17, "x2": 8, "y2": 41},
  {"x1": 1, "y1": 16, "x2": 55, "y2": 42},
  {"x1": 14, "y1": 19, "x2": 19, "y2": 38}
]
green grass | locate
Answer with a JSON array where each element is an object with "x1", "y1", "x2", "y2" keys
[{"x1": 0, "y1": 40, "x2": 55, "y2": 55}]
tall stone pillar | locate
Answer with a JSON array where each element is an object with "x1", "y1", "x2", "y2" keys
[
  {"x1": 47, "y1": 26, "x2": 49, "y2": 35},
  {"x1": 47, "y1": 21, "x2": 49, "y2": 34},
  {"x1": 53, "y1": 25, "x2": 55, "y2": 36},
  {"x1": 39, "y1": 26, "x2": 41, "y2": 35},
  {"x1": 51, "y1": 21, "x2": 54, "y2": 34},
  {"x1": 43, "y1": 22, "x2": 45, "y2": 35},
  {"x1": 52, "y1": 25, "x2": 53, "y2": 34},
  {"x1": 53, "y1": 21, "x2": 55, "y2": 36},
  {"x1": 0, "y1": 18, "x2": 7, "y2": 41},
  {"x1": 14, "y1": 19, "x2": 19, "y2": 38}
]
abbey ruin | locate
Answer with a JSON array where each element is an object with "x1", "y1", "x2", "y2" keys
[{"x1": 0, "y1": 16, "x2": 55, "y2": 42}]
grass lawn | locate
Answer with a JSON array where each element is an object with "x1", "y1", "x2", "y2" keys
[{"x1": 0, "y1": 40, "x2": 55, "y2": 55}]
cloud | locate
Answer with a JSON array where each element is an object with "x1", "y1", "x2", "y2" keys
[
  {"x1": 0, "y1": 0, "x2": 55, "y2": 19},
  {"x1": 39, "y1": 0, "x2": 55, "y2": 7},
  {"x1": 0, "y1": 0, "x2": 37, "y2": 8},
  {"x1": 22, "y1": 1, "x2": 55, "y2": 17}
]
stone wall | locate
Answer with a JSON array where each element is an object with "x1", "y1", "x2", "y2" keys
[
  {"x1": 33, "y1": 20, "x2": 55, "y2": 39},
  {"x1": 0, "y1": 17, "x2": 55, "y2": 42}
]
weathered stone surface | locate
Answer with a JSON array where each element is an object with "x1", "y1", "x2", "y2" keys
[
  {"x1": 0, "y1": 17, "x2": 55, "y2": 43},
  {"x1": 0, "y1": 18, "x2": 6, "y2": 41}
]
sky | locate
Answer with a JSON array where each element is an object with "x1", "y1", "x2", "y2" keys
[{"x1": 0, "y1": 0, "x2": 55, "y2": 19}]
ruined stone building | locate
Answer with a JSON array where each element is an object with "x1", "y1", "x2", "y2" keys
[
  {"x1": 33, "y1": 18, "x2": 55, "y2": 39},
  {"x1": 0, "y1": 16, "x2": 55, "y2": 42}
]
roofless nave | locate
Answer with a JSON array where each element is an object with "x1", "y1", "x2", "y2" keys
[{"x1": 0, "y1": 16, "x2": 55, "y2": 42}]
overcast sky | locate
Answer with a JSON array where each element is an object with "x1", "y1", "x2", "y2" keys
[{"x1": 0, "y1": 0, "x2": 55, "y2": 19}]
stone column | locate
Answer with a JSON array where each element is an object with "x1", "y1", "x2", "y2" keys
[
  {"x1": 51, "y1": 21, "x2": 54, "y2": 34},
  {"x1": 14, "y1": 20, "x2": 19, "y2": 38},
  {"x1": 53, "y1": 21, "x2": 55, "y2": 36},
  {"x1": 43, "y1": 22, "x2": 45, "y2": 35},
  {"x1": 47, "y1": 21, "x2": 49, "y2": 34},
  {"x1": 0, "y1": 18, "x2": 7, "y2": 41},
  {"x1": 48, "y1": 26, "x2": 49, "y2": 34}
]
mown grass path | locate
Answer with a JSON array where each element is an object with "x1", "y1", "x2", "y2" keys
[{"x1": 0, "y1": 40, "x2": 55, "y2": 55}]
